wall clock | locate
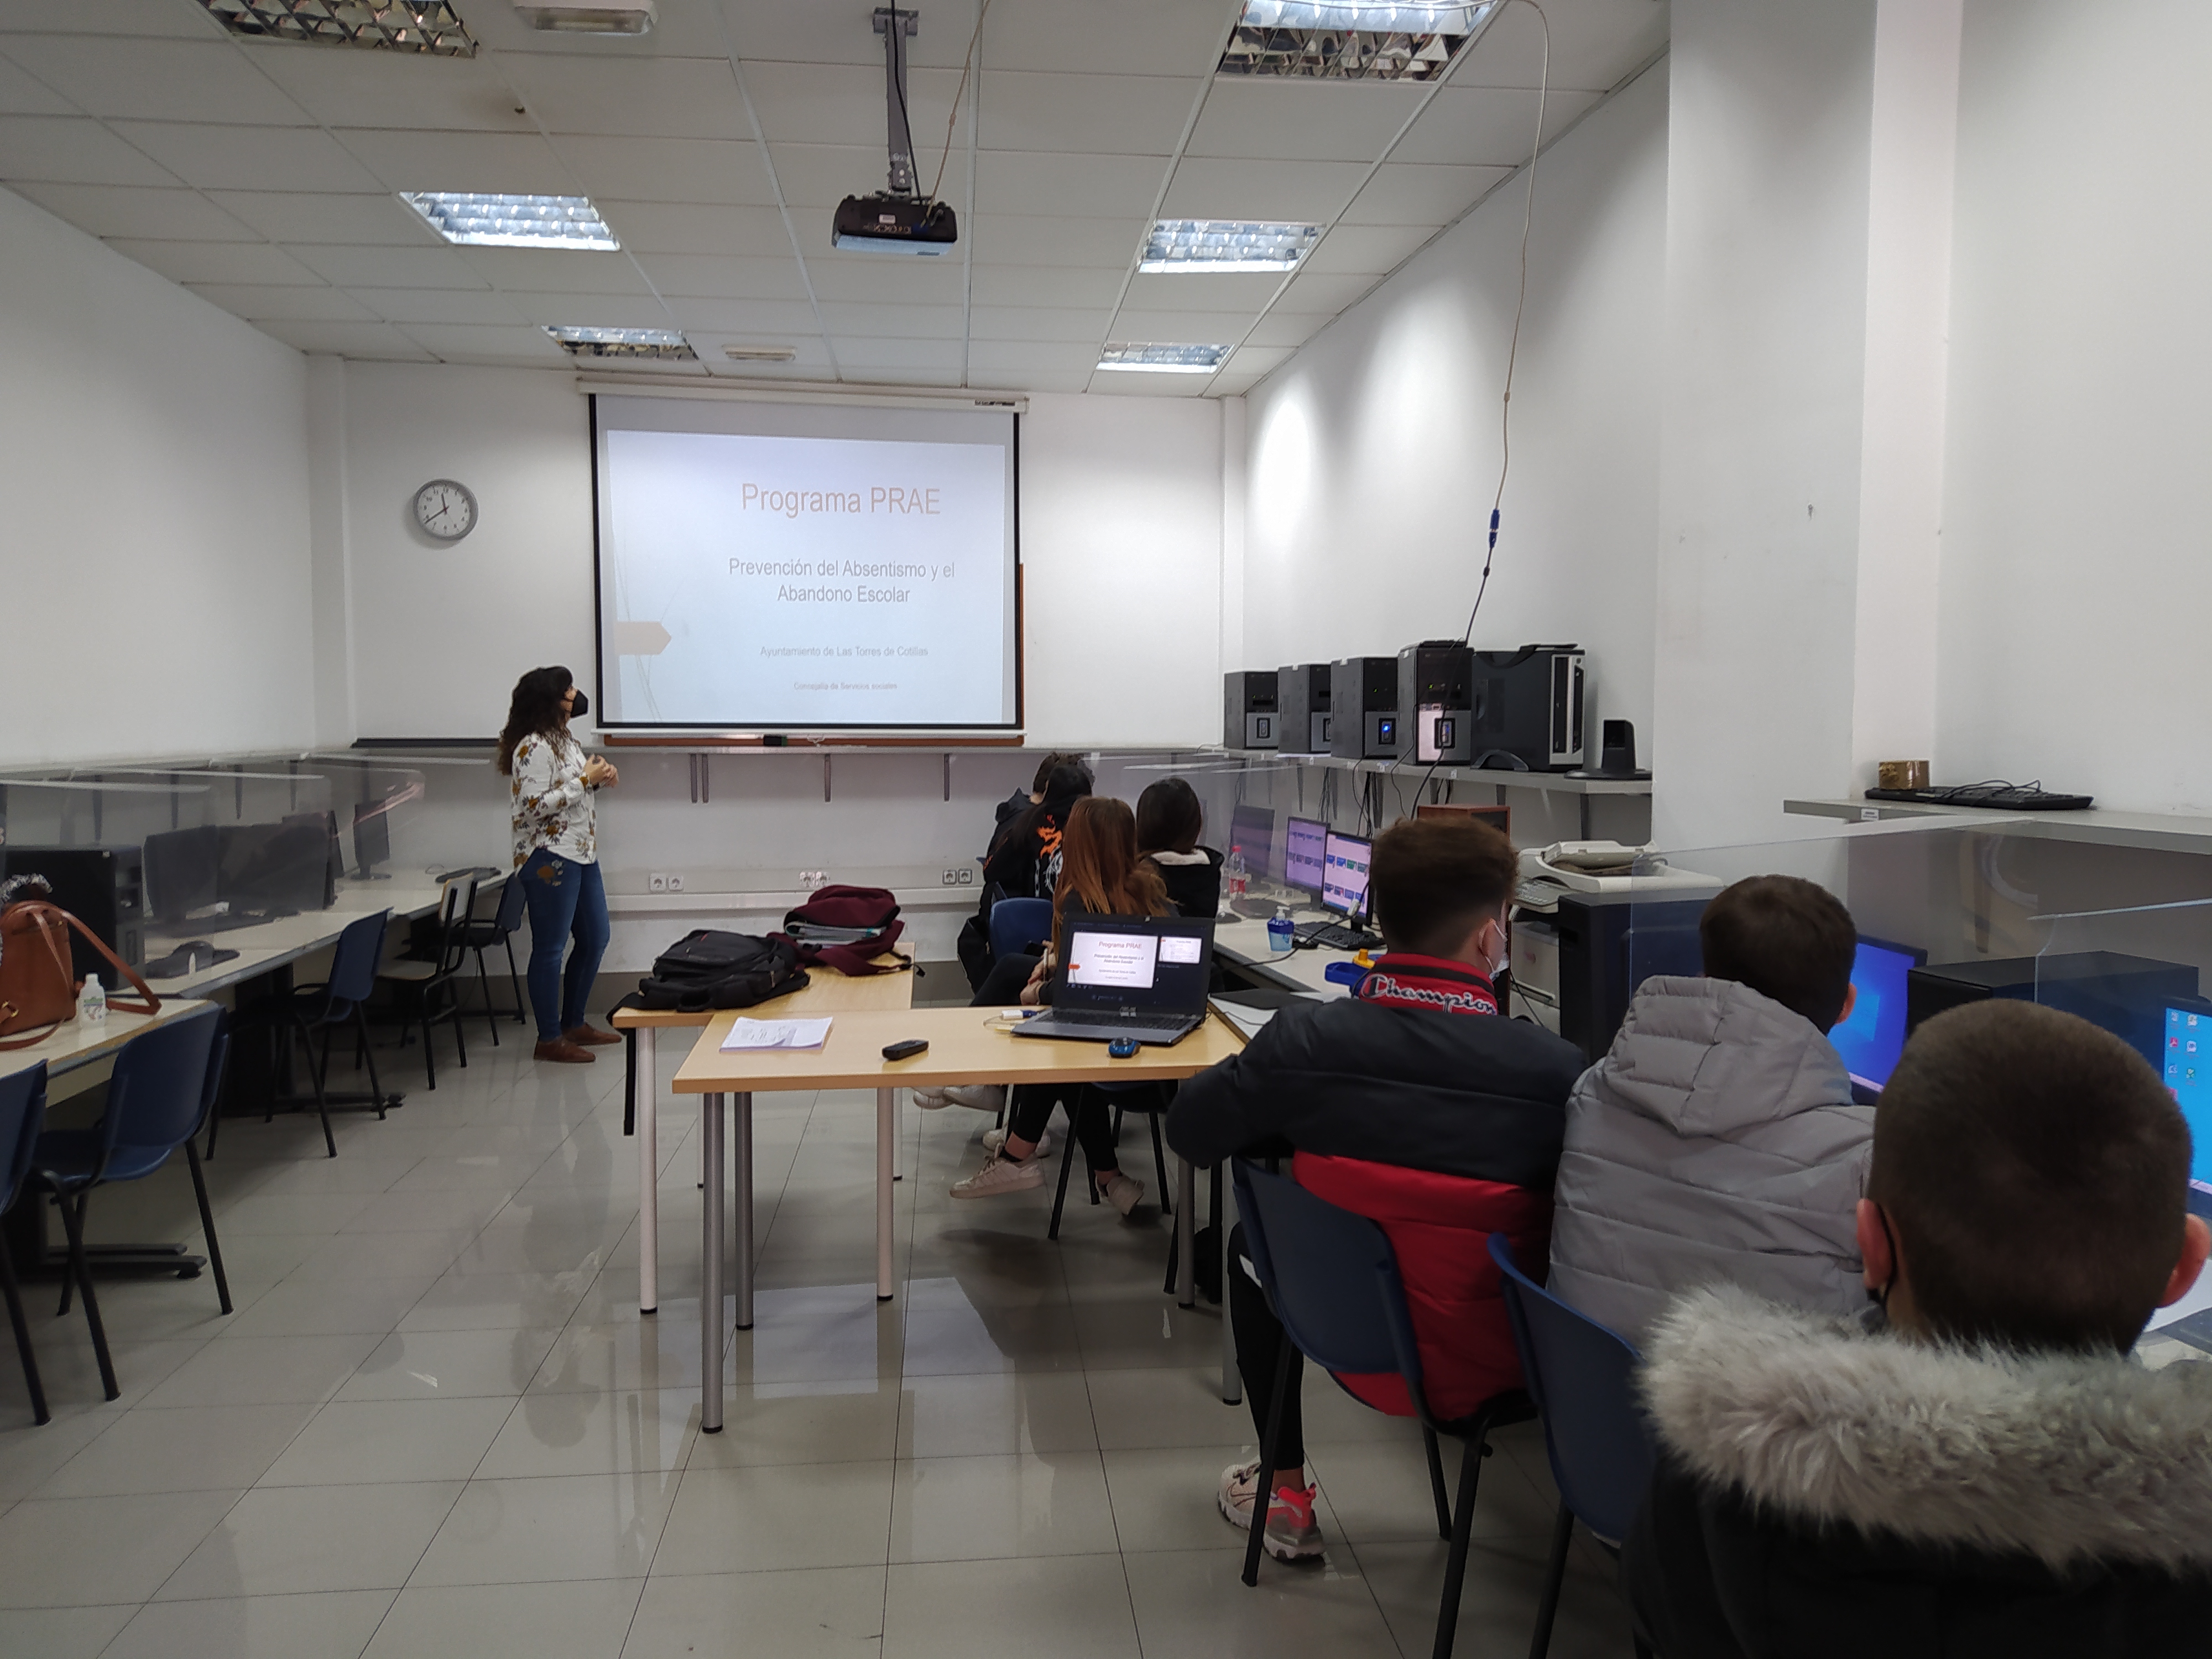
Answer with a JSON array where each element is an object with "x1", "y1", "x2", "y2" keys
[{"x1": 414, "y1": 478, "x2": 478, "y2": 541}]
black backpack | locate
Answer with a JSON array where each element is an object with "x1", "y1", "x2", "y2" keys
[{"x1": 633, "y1": 930, "x2": 809, "y2": 1013}]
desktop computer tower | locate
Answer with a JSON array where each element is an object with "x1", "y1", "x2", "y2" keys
[
  {"x1": 1399, "y1": 641, "x2": 1476, "y2": 765},
  {"x1": 1468, "y1": 645, "x2": 1587, "y2": 771},
  {"x1": 1277, "y1": 663, "x2": 1333, "y2": 754},
  {"x1": 1330, "y1": 656, "x2": 1401, "y2": 759},
  {"x1": 1906, "y1": 952, "x2": 2197, "y2": 1068},
  {"x1": 0, "y1": 844, "x2": 145, "y2": 988},
  {"x1": 1223, "y1": 671, "x2": 1280, "y2": 750},
  {"x1": 1553, "y1": 890, "x2": 1708, "y2": 1062}
]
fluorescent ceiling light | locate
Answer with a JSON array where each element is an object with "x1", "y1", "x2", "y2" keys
[
  {"x1": 723, "y1": 345, "x2": 799, "y2": 362},
  {"x1": 197, "y1": 0, "x2": 476, "y2": 55},
  {"x1": 403, "y1": 194, "x2": 620, "y2": 251},
  {"x1": 1141, "y1": 220, "x2": 1320, "y2": 274},
  {"x1": 1240, "y1": 1, "x2": 1491, "y2": 27},
  {"x1": 512, "y1": 1, "x2": 656, "y2": 33},
  {"x1": 1098, "y1": 343, "x2": 1232, "y2": 374},
  {"x1": 1220, "y1": 0, "x2": 1498, "y2": 80},
  {"x1": 546, "y1": 326, "x2": 695, "y2": 360}
]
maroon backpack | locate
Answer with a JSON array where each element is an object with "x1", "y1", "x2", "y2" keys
[{"x1": 774, "y1": 885, "x2": 907, "y2": 976}]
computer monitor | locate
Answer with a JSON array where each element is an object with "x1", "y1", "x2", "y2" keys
[
  {"x1": 1321, "y1": 830, "x2": 1372, "y2": 919},
  {"x1": 2163, "y1": 1000, "x2": 2212, "y2": 1197},
  {"x1": 142, "y1": 825, "x2": 220, "y2": 925},
  {"x1": 1828, "y1": 937, "x2": 1927, "y2": 1092},
  {"x1": 1283, "y1": 816, "x2": 1327, "y2": 895},
  {"x1": 352, "y1": 797, "x2": 393, "y2": 880},
  {"x1": 1229, "y1": 804, "x2": 1277, "y2": 880},
  {"x1": 217, "y1": 821, "x2": 330, "y2": 915}
]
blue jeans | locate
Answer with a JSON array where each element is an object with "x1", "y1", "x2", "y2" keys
[{"x1": 519, "y1": 849, "x2": 609, "y2": 1041}]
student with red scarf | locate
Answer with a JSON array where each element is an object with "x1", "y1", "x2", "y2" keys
[{"x1": 1167, "y1": 816, "x2": 1584, "y2": 1561}]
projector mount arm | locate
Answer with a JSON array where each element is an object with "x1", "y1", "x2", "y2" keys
[{"x1": 872, "y1": 6, "x2": 921, "y2": 198}]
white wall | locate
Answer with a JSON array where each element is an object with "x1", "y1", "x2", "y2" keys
[
  {"x1": 0, "y1": 186, "x2": 312, "y2": 769},
  {"x1": 1939, "y1": 0, "x2": 2212, "y2": 813},
  {"x1": 1241, "y1": 63, "x2": 1668, "y2": 750}
]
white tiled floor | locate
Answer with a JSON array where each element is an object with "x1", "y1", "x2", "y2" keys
[{"x1": 0, "y1": 1013, "x2": 1637, "y2": 1657}]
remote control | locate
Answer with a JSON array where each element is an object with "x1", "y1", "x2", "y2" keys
[{"x1": 881, "y1": 1039, "x2": 928, "y2": 1061}]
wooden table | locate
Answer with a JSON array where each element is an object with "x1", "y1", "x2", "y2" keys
[
  {"x1": 610, "y1": 953, "x2": 912, "y2": 1313},
  {"x1": 669, "y1": 1003, "x2": 1246, "y2": 1431},
  {"x1": 0, "y1": 998, "x2": 215, "y2": 1086}
]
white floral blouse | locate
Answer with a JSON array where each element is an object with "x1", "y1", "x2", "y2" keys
[{"x1": 510, "y1": 732, "x2": 597, "y2": 869}]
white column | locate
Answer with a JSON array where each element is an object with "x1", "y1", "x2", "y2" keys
[{"x1": 305, "y1": 353, "x2": 357, "y2": 750}]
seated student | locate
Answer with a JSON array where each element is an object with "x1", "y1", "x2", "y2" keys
[
  {"x1": 1625, "y1": 1000, "x2": 2212, "y2": 1657},
  {"x1": 994, "y1": 751, "x2": 1092, "y2": 837},
  {"x1": 958, "y1": 761, "x2": 1092, "y2": 994},
  {"x1": 1547, "y1": 874, "x2": 1872, "y2": 1345},
  {"x1": 942, "y1": 796, "x2": 1172, "y2": 1214},
  {"x1": 1167, "y1": 817, "x2": 1585, "y2": 1561},
  {"x1": 1136, "y1": 777, "x2": 1224, "y2": 919}
]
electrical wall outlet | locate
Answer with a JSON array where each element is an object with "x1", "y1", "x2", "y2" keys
[
  {"x1": 796, "y1": 869, "x2": 828, "y2": 890},
  {"x1": 648, "y1": 872, "x2": 668, "y2": 893},
  {"x1": 941, "y1": 869, "x2": 958, "y2": 885},
  {"x1": 957, "y1": 867, "x2": 973, "y2": 884},
  {"x1": 666, "y1": 872, "x2": 685, "y2": 893}
]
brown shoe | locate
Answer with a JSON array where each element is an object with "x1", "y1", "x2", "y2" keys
[
  {"x1": 564, "y1": 1024, "x2": 620, "y2": 1046},
  {"x1": 534, "y1": 1039, "x2": 596, "y2": 1064}
]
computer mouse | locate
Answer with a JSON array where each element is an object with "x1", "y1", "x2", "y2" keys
[{"x1": 1107, "y1": 1037, "x2": 1140, "y2": 1058}]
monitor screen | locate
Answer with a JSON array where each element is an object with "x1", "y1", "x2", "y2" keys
[
  {"x1": 353, "y1": 798, "x2": 393, "y2": 875},
  {"x1": 1829, "y1": 938, "x2": 1924, "y2": 1092},
  {"x1": 1060, "y1": 920, "x2": 1212, "y2": 1010},
  {"x1": 142, "y1": 825, "x2": 220, "y2": 925},
  {"x1": 1229, "y1": 804, "x2": 1277, "y2": 880},
  {"x1": 1322, "y1": 830, "x2": 1371, "y2": 918},
  {"x1": 1284, "y1": 816, "x2": 1327, "y2": 894},
  {"x1": 2164, "y1": 1002, "x2": 2212, "y2": 1194}
]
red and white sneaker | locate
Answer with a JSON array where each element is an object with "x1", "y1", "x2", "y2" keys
[{"x1": 1218, "y1": 1460, "x2": 1326, "y2": 1561}]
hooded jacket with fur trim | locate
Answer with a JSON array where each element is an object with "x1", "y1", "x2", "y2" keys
[{"x1": 1622, "y1": 1286, "x2": 2212, "y2": 1658}]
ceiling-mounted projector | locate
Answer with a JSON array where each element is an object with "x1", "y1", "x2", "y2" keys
[
  {"x1": 833, "y1": 6, "x2": 958, "y2": 255},
  {"x1": 512, "y1": 0, "x2": 655, "y2": 33}
]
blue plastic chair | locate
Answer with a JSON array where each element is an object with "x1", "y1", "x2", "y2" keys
[
  {"x1": 216, "y1": 907, "x2": 391, "y2": 1160},
  {"x1": 987, "y1": 896, "x2": 1052, "y2": 963},
  {"x1": 0, "y1": 1064, "x2": 51, "y2": 1424},
  {"x1": 35, "y1": 1007, "x2": 233, "y2": 1401},
  {"x1": 1234, "y1": 1158, "x2": 1533, "y2": 1659},
  {"x1": 1490, "y1": 1233, "x2": 1656, "y2": 1659}
]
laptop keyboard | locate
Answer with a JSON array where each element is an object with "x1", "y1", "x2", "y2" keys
[{"x1": 1047, "y1": 1009, "x2": 1183, "y2": 1027}]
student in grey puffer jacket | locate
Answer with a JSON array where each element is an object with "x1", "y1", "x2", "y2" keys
[{"x1": 1548, "y1": 875, "x2": 1872, "y2": 1345}]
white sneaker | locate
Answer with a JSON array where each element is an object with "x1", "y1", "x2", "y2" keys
[
  {"x1": 1219, "y1": 1460, "x2": 1326, "y2": 1561},
  {"x1": 943, "y1": 1084, "x2": 1006, "y2": 1112},
  {"x1": 911, "y1": 1088, "x2": 951, "y2": 1111},
  {"x1": 982, "y1": 1125, "x2": 1051, "y2": 1159},
  {"x1": 950, "y1": 1151, "x2": 1044, "y2": 1200},
  {"x1": 1097, "y1": 1172, "x2": 1144, "y2": 1216}
]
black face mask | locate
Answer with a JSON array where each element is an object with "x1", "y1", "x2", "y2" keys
[
  {"x1": 567, "y1": 688, "x2": 589, "y2": 719},
  {"x1": 1868, "y1": 1206, "x2": 1899, "y2": 1313}
]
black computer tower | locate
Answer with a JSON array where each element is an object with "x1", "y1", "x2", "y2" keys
[
  {"x1": 1468, "y1": 645, "x2": 1587, "y2": 770},
  {"x1": 1223, "y1": 671, "x2": 1280, "y2": 750},
  {"x1": 1554, "y1": 890, "x2": 1708, "y2": 1062},
  {"x1": 1907, "y1": 952, "x2": 2198, "y2": 1068},
  {"x1": 0, "y1": 845, "x2": 145, "y2": 988},
  {"x1": 1330, "y1": 656, "x2": 1401, "y2": 759},
  {"x1": 1399, "y1": 641, "x2": 1476, "y2": 765},
  {"x1": 1277, "y1": 663, "x2": 1333, "y2": 754}
]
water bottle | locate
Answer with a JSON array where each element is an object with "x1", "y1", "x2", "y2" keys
[
  {"x1": 1225, "y1": 846, "x2": 1249, "y2": 904},
  {"x1": 78, "y1": 975, "x2": 107, "y2": 1025},
  {"x1": 1267, "y1": 904, "x2": 1295, "y2": 954}
]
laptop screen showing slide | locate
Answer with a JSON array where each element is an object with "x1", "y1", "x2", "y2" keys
[
  {"x1": 1284, "y1": 817, "x2": 1327, "y2": 895},
  {"x1": 1321, "y1": 831, "x2": 1372, "y2": 919},
  {"x1": 2163, "y1": 1000, "x2": 2212, "y2": 1197},
  {"x1": 1013, "y1": 915, "x2": 1216, "y2": 1045},
  {"x1": 1827, "y1": 937, "x2": 1927, "y2": 1092}
]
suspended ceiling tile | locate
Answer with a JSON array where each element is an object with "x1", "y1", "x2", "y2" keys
[
  {"x1": 0, "y1": 0, "x2": 221, "y2": 38},
  {"x1": 826, "y1": 336, "x2": 964, "y2": 370},
  {"x1": 1340, "y1": 160, "x2": 1510, "y2": 225},
  {"x1": 764, "y1": 141, "x2": 894, "y2": 210},
  {"x1": 333, "y1": 127, "x2": 573, "y2": 195},
  {"x1": 1010, "y1": 364, "x2": 1097, "y2": 393},
  {"x1": 982, "y1": 0, "x2": 1230, "y2": 78},
  {"x1": 1454, "y1": 0, "x2": 1666, "y2": 95},
  {"x1": 1107, "y1": 310, "x2": 1253, "y2": 343},
  {"x1": 723, "y1": 8, "x2": 976, "y2": 74},
  {"x1": 248, "y1": 45, "x2": 538, "y2": 133},
  {"x1": 1244, "y1": 310, "x2": 1331, "y2": 348},
  {"x1": 658, "y1": 296, "x2": 822, "y2": 333},
  {"x1": 1087, "y1": 369, "x2": 1209, "y2": 397},
  {"x1": 105, "y1": 237, "x2": 321, "y2": 286},
  {"x1": 969, "y1": 263, "x2": 1123, "y2": 309},
  {"x1": 739, "y1": 61, "x2": 963, "y2": 150},
  {"x1": 186, "y1": 281, "x2": 374, "y2": 321},
  {"x1": 594, "y1": 199, "x2": 792, "y2": 257},
  {"x1": 347, "y1": 286, "x2": 529, "y2": 325},
  {"x1": 632, "y1": 252, "x2": 810, "y2": 301},
  {"x1": 1123, "y1": 270, "x2": 1286, "y2": 313},
  {"x1": 973, "y1": 149, "x2": 1166, "y2": 220},
  {"x1": 967, "y1": 211, "x2": 1146, "y2": 268},
  {"x1": 967, "y1": 305, "x2": 1110, "y2": 343},
  {"x1": 202, "y1": 188, "x2": 426, "y2": 244},
  {"x1": 286, "y1": 242, "x2": 489, "y2": 288},
  {"x1": 498, "y1": 51, "x2": 753, "y2": 142},
  {"x1": 1302, "y1": 222, "x2": 1436, "y2": 275},
  {"x1": 110, "y1": 121, "x2": 382, "y2": 192},
  {"x1": 0, "y1": 50, "x2": 74, "y2": 113},
  {"x1": 0, "y1": 115, "x2": 178, "y2": 186},
  {"x1": 1225, "y1": 343, "x2": 1293, "y2": 374},
  {"x1": 254, "y1": 317, "x2": 435, "y2": 358},
  {"x1": 977, "y1": 70, "x2": 1193, "y2": 158},
  {"x1": 395, "y1": 321, "x2": 571, "y2": 362},
  {"x1": 686, "y1": 332, "x2": 834, "y2": 368},
  {"x1": 1186, "y1": 80, "x2": 1425, "y2": 164},
  {"x1": 1393, "y1": 85, "x2": 1602, "y2": 168},
  {"x1": 804, "y1": 257, "x2": 967, "y2": 305},
  {"x1": 11, "y1": 181, "x2": 257, "y2": 240},
  {"x1": 0, "y1": 36, "x2": 307, "y2": 124},
  {"x1": 505, "y1": 290, "x2": 673, "y2": 328},
  {"x1": 1157, "y1": 156, "x2": 1369, "y2": 223},
  {"x1": 816, "y1": 301, "x2": 966, "y2": 340},
  {"x1": 547, "y1": 135, "x2": 778, "y2": 207},
  {"x1": 967, "y1": 339, "x2": 1103, "y2": 375},
  {"x1": 1276, "y1": 269, "x2": 1383, "y2": 311},
  {"x1": 454, "y1": 244, "x2": 654, "y2": 293}
]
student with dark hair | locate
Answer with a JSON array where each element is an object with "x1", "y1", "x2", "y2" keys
[
  {"x1": 1136, "y1": 776, "x2": 1223, "y2": 919},
  {"x1": 1625, "y1": 1000, "x2": 2212, "y2": 1656},
  {"x1": 1167, "y1": 816, "x2": 1584, "y2": 1560},
  {"x1": 994, "y1": 752, "x2": 1093, "y2": 835},
  {"x1": 1546, "y1": 873, "x2": 1871, "y2": 1344},
  {"x1": 958, "y1": 761, "x2": 1094, "y2": 993}
]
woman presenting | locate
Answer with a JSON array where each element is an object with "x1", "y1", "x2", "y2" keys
[{"x1": 497, "y1": 666, "x2": 618, "y2": 1063}]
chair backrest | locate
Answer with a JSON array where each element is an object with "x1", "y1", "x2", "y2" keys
[
  {"x1": 989, "y1": 896, "x2": 1053, "y2": 962},
  {"x1": 1233, "y1": 1158, "x2": 1432, "y2": 1416},
  {"x1": 0, "y1": 1063, "x2": 49, "y2": 1213},
  {"x1": 326, "y1": 909, "x2": 391, "y2": 1006},
  {"x1": 491, "y1": 871, "x2": 527, "y2": 933},
  {"x1": 1488, "y1": 1233, "x2": 1654, "y2": 1545},
  {"x1": 435, "y1": 875, "x2": 478, "y2": 969},
  {"x1": 101, "y1": 1007, "x2": 223, "y2": 1173}
]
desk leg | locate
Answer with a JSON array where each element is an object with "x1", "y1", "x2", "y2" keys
[
  {"x1": 1219, "y1": 1166, "x2": 1241, "y2": 1405},
  {"x1": 876, "y1": 1087, "x2": 895, "y2": 1301},
  {"x1": 734, "y1": 1092, "x2": 755, "y2": 1334},
  {"x1": 638, "y1": 1028, "x2": 658, "y2": 1315},
  {"x1": 701, "y1": 1092, "x2": 724, "y2": 1433},
  {"x1": 1176, "y1": 1157, "x2": 1196, "y2": 1308}
]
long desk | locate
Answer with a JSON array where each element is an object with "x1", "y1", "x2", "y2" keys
[
  {"x1": 1212, "y1": 911, "x2": 1361, "y2": 997},
  {"x1": 670, "y1": 1003, "x2": 1245, "y2": 1431},
  {"x1": 0, "y1": 998, "x2": 216, "y2": 1083},
  {"x1": 609, "y1": 953, "x2": 914, "y2": 1314}
]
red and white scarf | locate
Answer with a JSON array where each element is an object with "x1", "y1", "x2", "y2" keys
[{"x1": 1354, "y1": 953, "x2": 1499, "y2": 1018}]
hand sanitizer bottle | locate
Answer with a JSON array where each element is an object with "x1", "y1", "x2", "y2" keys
[
  {"x1": 79, "y1": 975, "x2": 107, "y2": 1024},
  {"x1": 1267, "y1": 904, "x2": 1295, "y2": 954}
]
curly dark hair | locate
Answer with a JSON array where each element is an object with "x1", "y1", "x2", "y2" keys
[{"x1": 495, "y1": 666, "x2": 574, "y2": 776}]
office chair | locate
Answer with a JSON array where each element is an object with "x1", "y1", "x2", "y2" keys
[
  {"x1": 986, "y1": 896, "x2": 1052, "y2": 965},
  {"x1": 459, "y1": 873, "x2": 528, "y2": 1045},
  {"x1": 376, "y1": 873, "x2": 475, "y2": 1089},
  {"x1": 35, "y1": 1008, "x2": 233, "y2": 1401},
  {"x1": 1490, "y1": 1235, "x2": 1657, "y2": 1659},
  {"x1": 215, "y1": 907, "x2": 393, "y2": 1160},
  {"x1": 1046, "y1": 1081, "x2": 1172, "y2": 1239},
  {"x1": 0, "y1": 1063, "x2": 51, "y2": 1425}
]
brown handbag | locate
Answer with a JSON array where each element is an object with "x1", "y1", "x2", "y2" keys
[{"x1": 0, "y1": 900, "x2": 160, "y2": 1051}]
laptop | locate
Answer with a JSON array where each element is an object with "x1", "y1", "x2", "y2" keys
[
  {"x1": 1828, "y1": 936, "x2": 1927, "y2": 1095},
  {"x1": 1012, "y1": 914, "x2": 1216, "y2": 1046}
]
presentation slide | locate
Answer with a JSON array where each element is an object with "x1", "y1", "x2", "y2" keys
[
  {"x1": 1067, "y1": 932, "x2": 1159, "y2": 990},
  {"x1": 593, "y1": 395, "x2": 1018, "y2": 729}
]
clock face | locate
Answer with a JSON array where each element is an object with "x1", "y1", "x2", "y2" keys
[{"x1": 414, "y1": 479, "x2": 477, "y2": 541}]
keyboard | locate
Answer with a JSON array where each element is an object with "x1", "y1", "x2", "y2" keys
[
  {"x1": 1295, "y1": 920, "x2": 1381, "y2": 952},
  {"x1": 1865, "y1": 785, "x2": 2093, "y2": 812}
]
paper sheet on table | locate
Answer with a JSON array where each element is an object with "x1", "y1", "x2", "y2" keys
[{"x1": 721, "y1": 1016, "x2": 833, "y2": 1051}]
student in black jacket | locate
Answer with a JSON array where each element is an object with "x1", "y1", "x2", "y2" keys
[
  {"x1": 957, "y1": 761, "x2": 1092, "y2": 993},
  {"x1": 1136, "y1": 776, "x2": 1224, "y2": 919},
  {"x1": 1624, "y1": 1000, "x2": 2212, "y2": 1659}
]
